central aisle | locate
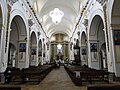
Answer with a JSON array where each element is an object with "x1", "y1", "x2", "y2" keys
[{"x1": 22, "y1": 66, "x2": 86, "y2": 90}]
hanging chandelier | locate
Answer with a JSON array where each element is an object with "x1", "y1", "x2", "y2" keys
[{"x1": 49, "y1": 8, "x2": 64, "y2": 24}]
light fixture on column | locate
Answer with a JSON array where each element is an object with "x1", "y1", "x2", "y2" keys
[{"x1": 49, "y1": 8, "x2": 64, "y2": 24}]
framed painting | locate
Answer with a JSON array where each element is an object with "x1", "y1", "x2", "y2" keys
[
  {"x1": 19, "y1": 43, "x2": 26, "y2": 52},
  {"x1": 19, "y1": 42, "x2": 26, "y2": 62},
  {"x1": 114, "y1": 30, "x2": 120, "y2": 45},
  {"x1": 90, "y1": 43, "x2": 97, "y2": 52}
]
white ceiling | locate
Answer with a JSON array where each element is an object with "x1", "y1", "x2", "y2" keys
[{"x1": 32, "y1": 0, "x2": 83, "y2": 40}]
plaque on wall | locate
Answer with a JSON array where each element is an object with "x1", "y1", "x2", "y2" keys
[
  {"x1": 114, "y1": 30, "x2": 120, "y2": 45},
  {"x1": 90, "y1": 43, "x2": 97, "y2": 52}
]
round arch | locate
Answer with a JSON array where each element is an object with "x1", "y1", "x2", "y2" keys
[
  {"x1": 38, "y1": 39, "x2": 42, "y2": 65},
  {"x1": 80, "y1": 31, "x2": 88, "y2": 65},
  {"x1": 110, "y1": 0, "x2": 120, "y2": 77},
  {"x1": 10, "y1": 9, "x2": 29, "y2": 39},
  {"x1": 48, "y1": 28, "x2": 71, "y2": 38},
  {"x1": 9, "y1": 15, "x2": 27, "y2": 68},
  {"x1": 9, "y1": 10, "x2": 29, "y2": 68},
  {"x1": 89, "y1": 15, "x2": 104, "y2": 39},
  {"x1": 42, "y1": 43, "x2": 46, "y2": 64},
  {"x1": 88, "y1": 9, "x2": 105, "y2": 37},
  {"x1": 89, "y1": 15, "x2": 107, "y2": 70},
  {"x1": 30, "y1": 31, "x2": 37, "y2": 66},
  {"x1": 30, "y1": 31, "x2": 37, "y2": 45},
  {"x1": 111, "y1": 0, "x2": 120, "y2": 25},
  {"x1": 81, "y1": 32, "x2": 87, "y2": 46}
]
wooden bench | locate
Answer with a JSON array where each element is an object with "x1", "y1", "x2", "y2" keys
[
  {"x1": 11, "y1": 68, "x2": 25, "y2": 84},
  {"x1": 7, "y1": 65, "x2": 54, "y2": 84},
  {"x1": 78, "y1": 70, "x2": 109, "y2": 84},
  {"x1": 64, "y1": 65, "x2": 109, "y2": 86},
  {"x1": 0, "y1": 85, "x2": 21, "y2": 90},
  {"x1": 21, "y1": 65, "x2": 54, "y2": 83},
  {"x1": 87, "y1": 84, "x2": 120, "y2": 90}
]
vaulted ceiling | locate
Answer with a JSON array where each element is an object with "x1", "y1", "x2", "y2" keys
[{"x1": 31, "y1": 0, "x2": 83, "y2": 42}]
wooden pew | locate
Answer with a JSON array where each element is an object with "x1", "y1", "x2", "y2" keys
[
  {"x1": 87, "y1": 84, "x2": 120, "y2": 90},
  {"x1": 11, "y1": 68, "x2": 24, "y2": 83},
  {"x1": 9, "y1": 65, "x2": 54, "y2": 84},
  {"x1": 78, "y1": 70, "x2": 109, "y2": 84},
  {"x1": 0, "y1": 85, "x2": 21, "y2": 90},
  {"x1": 23, "y1": 65, "x2": 54, "y2": 83},
  {"x1": 64, "y1": 65, "x2": 109, "y2": 86}
]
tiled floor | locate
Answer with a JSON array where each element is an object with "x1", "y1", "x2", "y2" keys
[{"x1": 21, "y1": 66, "x2": 86, "y2": 90}]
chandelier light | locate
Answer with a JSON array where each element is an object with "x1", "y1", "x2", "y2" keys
[{"x1": 49, "y1": 8, "x2": 64, "y2": 24}]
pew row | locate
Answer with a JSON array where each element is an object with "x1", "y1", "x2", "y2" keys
[
  {"x1": 87, "y1": 84, "x2": 120, "y2": 90},
  {"x1": 11, "y1": 65, "x2": 54, "y2": 84},
  {"x1": 0, "y1": 85, "x2": 21, "y2": 90},
  {"x1": 64, "y1": 65, "x2": 109, "y2": 86}
]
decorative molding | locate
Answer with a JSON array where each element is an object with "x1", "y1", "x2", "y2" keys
[
  {"x1": 37, "y1": 32, "x2": 41, "y2": 39},
  {"x1": 83, "y1": 19, "x2": 88, "y2": 26},
  {"x1": 77, "y1": 31, "x2": 80, "y2": 36},
  {"x1": 70, "y1": 0, "x2": 90, "y2": 41},
  {"x1": 7, "y1": 0, "x2": 18, "y2": 6},
  {"x1": 37, "y1": 32, "x2": 41, "y2": 36},
  {"x1": 97, "y1": 0, "x2": 108, "y2": 6},
  {"x1": 26, "y1": 0, "x2": 49, "y2": 41},
  {"x1": 28, "y1": 19, "x2": 35, "y2": 27}
]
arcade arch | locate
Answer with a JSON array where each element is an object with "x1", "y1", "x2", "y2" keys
[
  {"x1": 30, "y1": 32, "x2": 37, "y2": 66},
  {"x1": 43, "y1": 43, "x2": 46, "y2": 64},
  {"x1": 38, "y1": 39, "x2": 42, "y2": 65},
  {"x1": 89, "y1": 15, "x2": 107, "y2": 70},
  {"x1": 9, "y1": 15, "x2": 27, "y2": 68},
  {"x1": 80, "y1": 32, "x2": 87, "y2": 65},
  {"x1": 111, "y1": 0, "x2": 120, "y2": 77}
]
